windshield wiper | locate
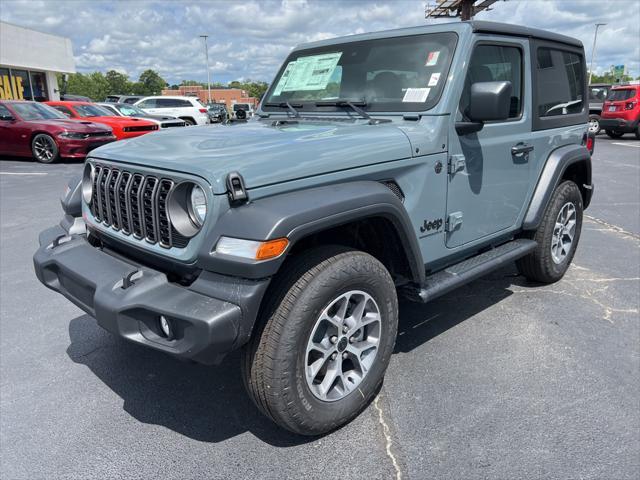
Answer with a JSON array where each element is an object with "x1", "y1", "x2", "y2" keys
[
  {"x1": 315, "y1": 99, "x2": 388, "y2": 124},
  {"x1": 264, "y1": 101, "x2": 301, "y2": 118}
]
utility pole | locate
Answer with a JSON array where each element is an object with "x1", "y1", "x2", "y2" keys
[
  {"x1": 589, "y1": 23, "x2": 606, "y2": 85},
  {"x1": 460, "y1": 0, "x2": 473, "y2": 20},
  {"x1": 200, "y1": 34, "x2": 212, "y2": 104}
]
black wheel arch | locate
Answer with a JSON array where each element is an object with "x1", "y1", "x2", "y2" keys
[
  {"x1": 198, "y1": 181, "x2": 425, "y2": 284},
  {"x1": 522, "y1": 144, "x2": 592, "y2": 231}
]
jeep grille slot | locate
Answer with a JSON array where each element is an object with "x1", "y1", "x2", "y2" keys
[{"x1": 90, "y1": 164, "x2": 189, "y2": 249}]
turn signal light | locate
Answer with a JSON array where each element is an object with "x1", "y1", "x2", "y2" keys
[{"x1": 256, "y1": 238, "x2": 289, "y2": 260}]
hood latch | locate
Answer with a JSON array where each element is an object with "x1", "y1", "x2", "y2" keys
[{"x1": 226, "y1": 171, "x2": 249, "y2": 206}]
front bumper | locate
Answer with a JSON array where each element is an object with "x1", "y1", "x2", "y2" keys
[
  {"x1": 58, "y1": 136, "x2": 116, "y2": 158},
  {"x1": 33, "y1": 226, "x2": 269, "y2": 364},
  {"x1": 600, "y1": 117, "x2": 639, "y2": 133}
]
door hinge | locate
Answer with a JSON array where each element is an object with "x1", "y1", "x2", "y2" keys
[
  {"x1": 446, "y1": 212, "x2": 463, "y2": 232},
  {"x1": 448, "y1": 154, "x2": 466, "y2": 175}
]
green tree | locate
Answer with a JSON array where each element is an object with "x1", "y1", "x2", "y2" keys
[
  {"x1": 105, "y1": 70, "x2": 132, "y2": 95},
  {"x1": 138, "y1": 69, "x2": 167, "y2": 95}
]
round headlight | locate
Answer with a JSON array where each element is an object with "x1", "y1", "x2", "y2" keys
[
  {"x1": 82, "y1": 163, "x2": 94, "y2": 204},
  {"x1": 189, "y1": 184, "x2": 207, "y2": 227}
]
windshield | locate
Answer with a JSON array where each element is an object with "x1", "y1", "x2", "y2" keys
[
  {"x1": 115, "y1": 104, "x2": 146, "y2": 116},
  {"x1": 11, "y1": 102, "x2": 67, "y2": 120},
  {"x1": 607, "y1": 88, "x2": 636, "y2": 101},
  {"x1": 74, "y1": 104, "x2": 114, "y2": 117},
  {"x1": 263, "y1": 32, "x2": 457, "y2": 113}
]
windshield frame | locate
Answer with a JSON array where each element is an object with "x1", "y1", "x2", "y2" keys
[{"x1": 262, "y1": 31, "x2": 458, "y2": 115}]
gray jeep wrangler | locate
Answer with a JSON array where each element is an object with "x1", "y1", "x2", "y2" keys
[{"x1": 34, "y1": 21, "x2": 594, "y2": 435}]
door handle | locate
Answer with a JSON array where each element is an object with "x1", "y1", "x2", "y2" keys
[{"x1": 511, "y1": 143, "x2": 534, "y2": 156}]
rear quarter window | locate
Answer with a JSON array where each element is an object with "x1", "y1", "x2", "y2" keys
[{"x1": 532, "y1": 41, "x2": 587, "y2": 131}]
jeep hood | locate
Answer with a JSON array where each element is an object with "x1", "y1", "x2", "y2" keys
[{"x1": 90, "y1": 120, "x2": 413, "y2": 193}]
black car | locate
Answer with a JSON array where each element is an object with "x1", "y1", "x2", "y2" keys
[
  {"x1": 206, "y1": 103, "x2": 228, "y2": 123},
  {"x1": 97, "y1": 102, "x2": 186, "y2": 128}
]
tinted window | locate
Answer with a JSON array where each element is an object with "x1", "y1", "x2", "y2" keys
[
  {"x1": 137, "y1": 98, "x2": 157, "y2": 108},
  {"x1": 460, "y1": 44, "x2": 522, "y2": 119},
  {"x1": 536, "y1": 48, "x2": 584, "y2": 117},
  {"x1": 178, "y1": 99, "x2": 193, "y2": 107},
  {"x1": 123, "y1": 97, "x2": 140, "y2": 104},
  {"x1": 264, "y1": 32, "x2": 458, "y2": 112},
  {"x1": 0, "y1": 104, "x2": 12, "y2": 118},
  {"x1": 52, "y1": 105, "x2": 74, "y2": 117},
  {"x1": 73, "y1": 104, "x2": 113, "y2": 117},
  {"x1": 589, "y1": 86, "x2": 609, "y2": 102},
  {"x1": 607, "y1": 88, "x2": 636, "y2": 101},
  {"x1": 11, "y1": 102, "x2": 67, "y2": 120},
  {"x1": 156, "y1": 98, "x2": 185, "y2": 108}
]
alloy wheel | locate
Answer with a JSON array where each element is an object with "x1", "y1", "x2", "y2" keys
[
  {"x1": 551, "y1": 202, "x2": 577, "y2": 264},
  {"x1": 304, "y1": 290, "x2": 381, "y2": 402},
  {"x1": 33, "y1": 136, "x2": 55, "y2": 162}
]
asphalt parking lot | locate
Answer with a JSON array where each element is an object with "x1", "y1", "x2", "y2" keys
[{"x1": 1, "y1": 136, "x2": 639, "y2": 480}]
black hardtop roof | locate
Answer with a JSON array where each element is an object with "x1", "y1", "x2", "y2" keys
[{"x1": 470, "y1": 21, "x2": 583, "y2": 48}]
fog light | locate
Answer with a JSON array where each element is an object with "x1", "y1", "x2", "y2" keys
[{"x1": 159, "y1": 315, "x2": 173, "y2": 338}]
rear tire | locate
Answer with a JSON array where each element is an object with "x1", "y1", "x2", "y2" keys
[
  {"x1": 516, "y1": 181, "x2": 583, "y2": 283},
  {"x1": 605, "y1": 130, "x2": 624, "y2": 139},
  {"x1": 181, "y1": 118, "x2": 195, "y2": 126},
  {"x1": 31, "y1": 134, "x2": 59, "y2": 163},
  {"x1": 635, "y1": 124, "x2": 640, "y2": 140},
  {"x1": 242, "y1": 246, "x2": 398, "y2": 435}
]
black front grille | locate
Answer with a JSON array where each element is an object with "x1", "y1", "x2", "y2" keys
[
  {"x1": 90, "y1": 164, "x2": 187, "y2": 249},
  {"x1": 86, "y1": 131, "x2": 113, "y2": 138},
  {"x1": 123, "y1": 125, "x2": 158, "y2": 132}
]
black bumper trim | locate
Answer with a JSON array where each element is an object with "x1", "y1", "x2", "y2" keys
[
  {"x1": 34, "y1": 228, "x2": 269, "y2": 364},
  {"x1": 600, "y1": 118, "x2": 639, "y2": 132}
]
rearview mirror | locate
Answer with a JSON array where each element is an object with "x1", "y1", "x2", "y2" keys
[{"x1": 456, "y1": 81, "x2": 513, "y2": 135}]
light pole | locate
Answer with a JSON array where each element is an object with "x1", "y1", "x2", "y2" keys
[
  {"x1": 589, "y1": 23, "x2": 606, "y2": 85},
  {"x1": 200, "y1": 34, "x2": 212, "y2": 104}
]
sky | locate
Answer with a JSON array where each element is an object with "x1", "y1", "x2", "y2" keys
[{"x1": 1, "y1": 0, "x2": 638, "y2": 84}]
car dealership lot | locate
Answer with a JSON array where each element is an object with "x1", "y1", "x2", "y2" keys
[{"x1": 1, "y1": 137, "x2": 638, "y2": 479}]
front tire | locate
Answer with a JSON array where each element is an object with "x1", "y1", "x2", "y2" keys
[
  {"x1": 31, "y1": 134, "x2": 59, "y2": 163},
  {"x1": 516, "y1": 181, "x2": 583, "y2": 283},
  {"x1": 242, "y1": 246, "x2": 398, "y2": 435}
]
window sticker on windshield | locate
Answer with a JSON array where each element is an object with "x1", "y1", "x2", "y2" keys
[
  {"x1": 272, "y1": 61, "x2": 297, "y2": 96},
  {"x1": 402, "y1": 88, "x2": 430, "y2": 103},
  {"x1": 426, "y1": 51, "x2": 440, "y2": 66},
  {"x1": 428, "y1": 72, "x2": 441, "y2": 87},
  {"x1": 280, "y1": 52, "x2": 343, "y2": 92}
]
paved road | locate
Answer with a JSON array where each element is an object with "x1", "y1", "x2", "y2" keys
[{"x1": 1, "y1": 136, "x2": 638, "y2": 479}]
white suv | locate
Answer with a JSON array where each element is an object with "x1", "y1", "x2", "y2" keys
[{"x1": 134, "y1": 96, "x2": 210, "y2": 125}]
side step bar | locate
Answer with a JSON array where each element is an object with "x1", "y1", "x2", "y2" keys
[{"x1": 410, "y1": 239, "x2": 537, "y2": 303}]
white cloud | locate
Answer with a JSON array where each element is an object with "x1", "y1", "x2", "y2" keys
[{"x1": 1, "y1": 0, "x2": 638, "y2": 84}]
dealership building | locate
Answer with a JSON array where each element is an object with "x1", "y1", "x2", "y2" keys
[{"x1": 0, "y1": 21, "x2": 75, "y2": 102}]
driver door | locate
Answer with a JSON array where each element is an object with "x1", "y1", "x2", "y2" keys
[{"x1": 446, "y1": 38, "x2": 532, "y2": 248}]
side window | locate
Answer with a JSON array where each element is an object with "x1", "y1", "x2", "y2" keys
[
  {"x1": 178, "y1": 99, "x2": 193, "y2": 108},
  {"x1": 156, "y1": 98, "x2": 179, "y2": 108},
  {"x1": 138, "y1": 99, "x2": 156, "y2": 108},
  {"x1": 52, "y1": 105, "x2": 73, "y2": 117},
  {"x1": 0, "y1": 104, "x2": 12, "y2": 118},
  {"x1": 460, "y1": 44, "x2": 522, "y2": 120},
  {"x1": 535, "y1": 48, "x2": 584, "y2": 117}
]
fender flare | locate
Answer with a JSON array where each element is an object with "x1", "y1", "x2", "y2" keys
[
  {"x1": 61, "y1": 175, "x2": 82, "y2": 217},
  {"x1": 522, "y1": 144, "x2": 592, "y2": 230},
  {"x1": 198, "y1": 181, "x2": 425, "y2": 281}
]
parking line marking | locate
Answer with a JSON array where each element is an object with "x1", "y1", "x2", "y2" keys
[
  {"x1": 611, "y1": 142, "x2": 640, "y2": 148},
  {"x1": 0, "y1": 172, "x2": 49, "y2": 175}
]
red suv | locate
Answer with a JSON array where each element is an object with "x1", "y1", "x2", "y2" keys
[{"x1": 600, "y1": 84, "x2": 640, "y2": 139}]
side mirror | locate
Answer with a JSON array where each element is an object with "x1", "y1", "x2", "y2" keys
[{"x1": 456, "y1": 81, "x2": 513, "y2": 135}]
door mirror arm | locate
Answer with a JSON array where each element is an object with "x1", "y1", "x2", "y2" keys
[{"x1": 455, "y1": 120, "x2": 484, "y2": 135}]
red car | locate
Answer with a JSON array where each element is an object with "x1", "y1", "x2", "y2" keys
[
  {"x1": 45, "y1": 101, "x2": 159, "y2": 140},
  {"x1": 600, "y1": 84, "x2": 640, "y2": 139},
  {"x1": 0, "y1": 100, "x2": 116, "y2": 163}
]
